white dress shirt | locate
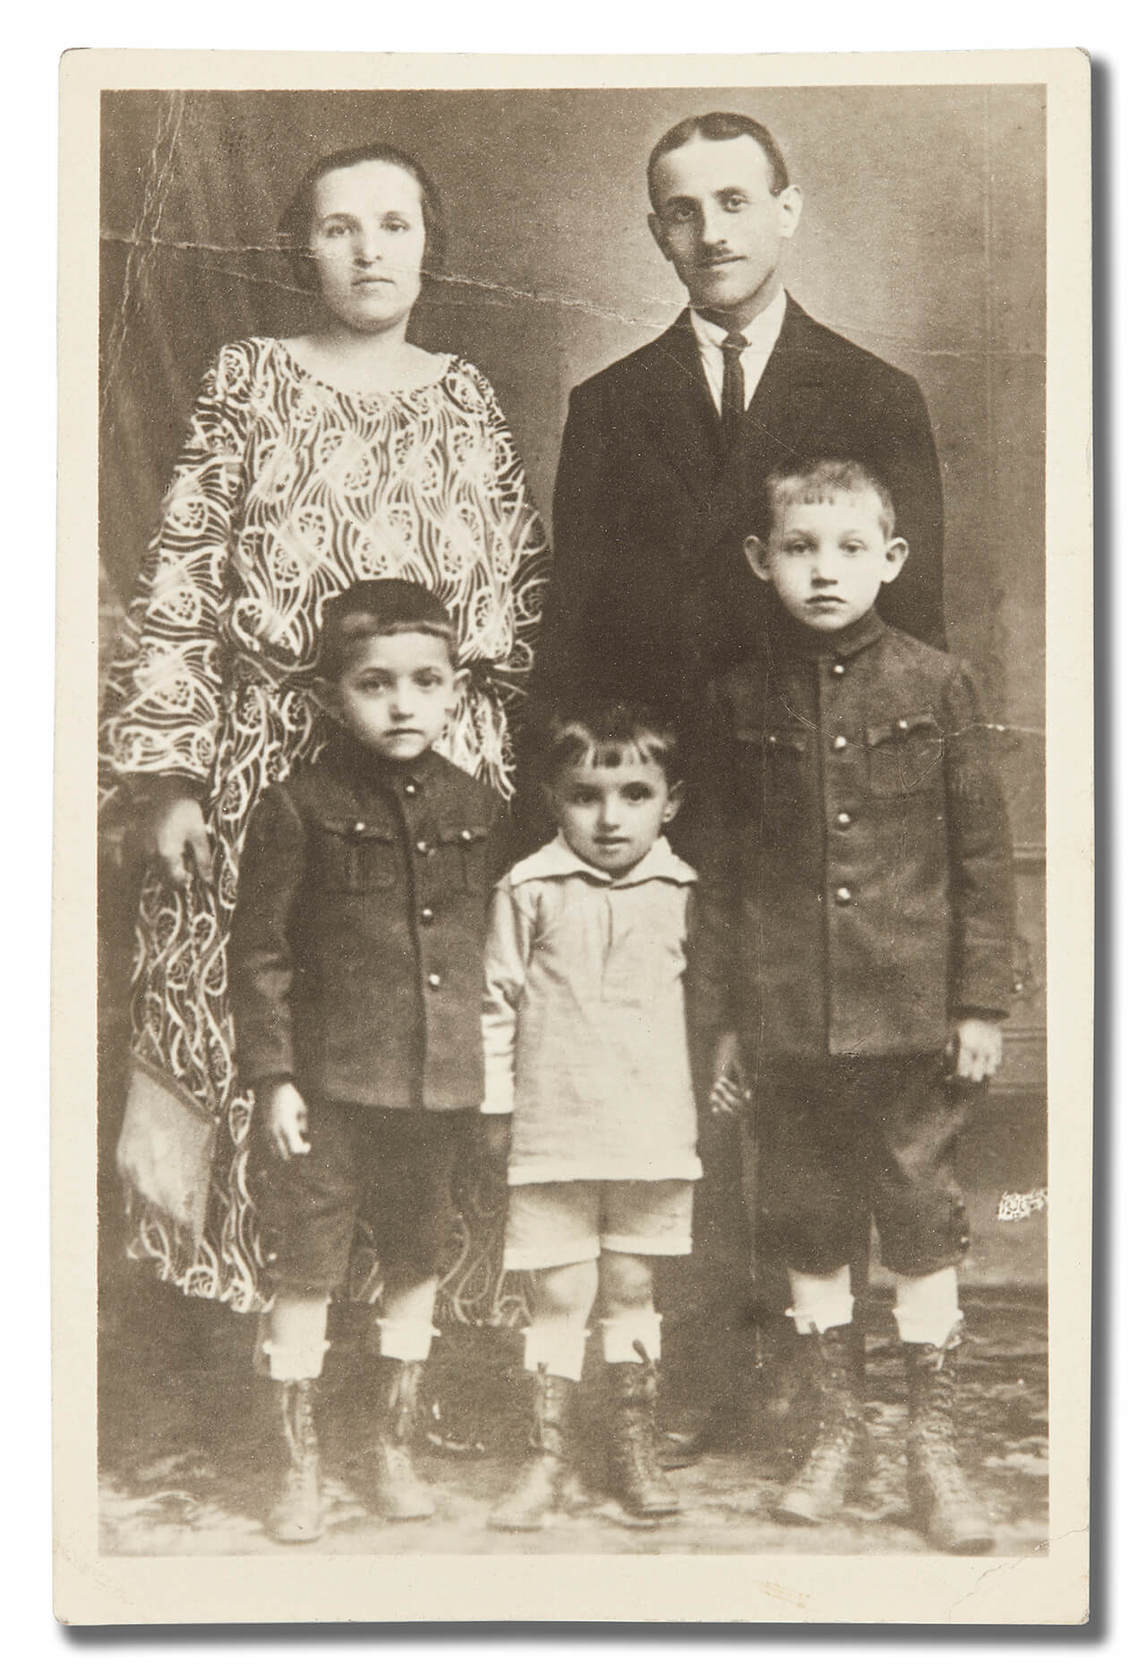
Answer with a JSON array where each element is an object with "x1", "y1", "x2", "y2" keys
[{"x1": 690, "y1": 288, "x2": 788, "y2": 415}]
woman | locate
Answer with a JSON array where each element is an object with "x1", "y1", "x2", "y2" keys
[{"x1": 101, "y1": 142, "x2": 549, "y2": 1314}]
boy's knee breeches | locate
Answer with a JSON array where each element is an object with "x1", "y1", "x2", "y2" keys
[
  {"x1": 252, "y1": 1099, "x2": 470, "y2": 1292},
  {"x1": 751, "y1": 1053, "x2": 981, "y2": 1277}
]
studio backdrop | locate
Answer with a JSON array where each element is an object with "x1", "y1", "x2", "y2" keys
[{"x1": 99, "y1": 83, "x2": 1047, "y2": 1278}]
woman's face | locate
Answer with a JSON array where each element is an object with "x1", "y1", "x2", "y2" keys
[{"x1": 307, "y1": 159, "x2": 427, "y2": 333}]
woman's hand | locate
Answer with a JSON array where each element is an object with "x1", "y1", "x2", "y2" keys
[
  {"x1": 258, "y1": 1080, "x2": 311, "y2": 1160},
  {"x1": 147, "y1": 792, "x2": 212, "y2": 887}
]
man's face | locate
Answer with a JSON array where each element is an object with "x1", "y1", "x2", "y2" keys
[{"x1": 649, "y1": 135, "x2": 802, "y2": 328}]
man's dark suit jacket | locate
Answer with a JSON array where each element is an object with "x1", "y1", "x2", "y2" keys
[{"x1": 538, "y1": 297, "x2": 945, "y2": 721}]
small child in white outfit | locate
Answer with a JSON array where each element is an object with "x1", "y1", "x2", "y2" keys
[{"x1": 482, "y1": 701, "x2": 700, "y2": 1528}]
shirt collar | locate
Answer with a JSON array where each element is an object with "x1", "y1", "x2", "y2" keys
[
  {"x1": 510, "y1": 833, "x2": 697, "y2": 889},
  {"x1": 321, "y1": 723, "x2": 441, "y2": 788},
  {"x1": 690, "y1": 288, "x2": 787, "y2": 356}
]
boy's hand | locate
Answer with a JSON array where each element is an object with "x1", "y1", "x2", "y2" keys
[
  {"x1": 949, "y1": 1016, "x2": 1004, "y2": 1083},
  {"x1": 258, "y1": 1080, "x2": 311, "y2": 1159},
  {"x1": 709, "y1": 1031, "x2": 752, "y2": 1119},
  {"x1": 481, "y1": 1113, "x2": 512, "y2": 1164}
]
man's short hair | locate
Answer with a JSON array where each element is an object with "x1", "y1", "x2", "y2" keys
[
  {"x1": 541, "y1": 699, "x2": 681, "y2": 787},
  {"x1": 317, "y1": 579, "x2": 458, "y2": 679},
  {"x1": 647, "y1": 112, "x2": 790, "y2": 205},
  {"x1": 763, "y1": 459, "x2": 898, "y2": 542}
]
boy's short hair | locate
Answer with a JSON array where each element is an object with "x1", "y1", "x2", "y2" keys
[
  {"x1": 762, "y1": 458, "x2": 898, "y2": 541},
  {"x1": 647, "y1": 112, "x2": 790, "y2": 204},
  {"x1": 317, "y1": 580, "x2": 458, "y2": 679},
  {"x1": 541, "y1": 699, "x2": 680, "y2": 787}
]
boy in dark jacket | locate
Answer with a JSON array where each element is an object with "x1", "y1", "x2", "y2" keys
[
  {"x1": 229, "y1": 580, "x2": 500, "y2": 1543},
  {"x1": 695, "y1": 459, "x2": 1014, "y2": 1553}
]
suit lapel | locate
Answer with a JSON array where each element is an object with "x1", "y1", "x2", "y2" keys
[
  {"x1": 629, "y1": 312, "x2": 722, "y2": 509},
  {"x1": 695, "y1": 298, "x2": 833, "y2": 554}
]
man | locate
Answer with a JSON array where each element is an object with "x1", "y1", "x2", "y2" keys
[{"x1": 539, "y1": 111, "x2": 945, "y2": 718}]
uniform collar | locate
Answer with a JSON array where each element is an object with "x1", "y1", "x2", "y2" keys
[
  {"x1": 510, "y1": 833, "x2": 697, "y2": 889},
  {"x1": 321, "y1": 725, "x2": 442, "y2": 790},
  {"x1": 771, "y1": 605, "x2": 887, "y2": 663}
]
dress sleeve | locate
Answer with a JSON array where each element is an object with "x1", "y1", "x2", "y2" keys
[
  {"x1": 228, "y1": 782, "x2": 306, "y2": 1088},
  {"x1": 99, "y1": 344, "x2": 251, "y2": 797},
  {"x1": 481, "y1": 877, "x2": 536, "y2": 1115},
  {"x1": 467, "y1": 367, "x2": 550, "y2": 704}
]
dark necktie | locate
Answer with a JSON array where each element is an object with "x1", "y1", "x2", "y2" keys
[{"x1": 720, "y1": 330, "x2": 748, "y2": 449}]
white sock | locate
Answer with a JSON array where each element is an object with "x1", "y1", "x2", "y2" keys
[
  {"x1": 893, "y1": 1268, "x2": 962, "y2": 1346},
  {"x1": 375, "y1": 1316, "x2": 438, "y2": 1363},
  {"x1": 600, "y1": 1309, "x2": 662, "y2": 1364},
  {"x1": 787, "y1": 1266, "x2": 854, "y2": 1335},
  {"x1": 262, "y1": 1292, "x2": 330, "y2": 1381},
  {"x1": 522, "y1": 1321, "x2": 589, "y2": 1383}
]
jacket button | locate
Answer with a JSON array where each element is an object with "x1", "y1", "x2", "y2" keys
[
  {"x1": 835, "y1": 811, "x2": 853, "y2": 829},
  {"x1": 896, "y1": 718, "x2": 910, "y2": 734},
  {"x1": 420, "y1": 907, "x2": 434, "y2": 925},
  {"x1": 352, "y1": 820, "x2": 366, "y2": 833},
  {"x1": 415, "y1": 839, "x2": 430, "y2": 855},
  {"x1": 460, "y1": 828, "x2": 473, "y2": 844},
  {"x1": 834, "y1": 886, "x2": 853, "y2": 905},
  {"x1": 404, "y1": 780, "x2": 418, "y2": 796},
  {"x1": 427, "y1": 972, "x2": 442, "y2": 990},
  {"x1": 831, "y1": 662, "x2": 846, "y2": 677},
  {"x1": 832, "y1": 734, "x2": 848, "y2": 752}
]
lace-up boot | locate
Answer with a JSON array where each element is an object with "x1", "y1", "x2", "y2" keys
[
  {"x1": 267, "y1": 1379, "x2": 323, "y2": 1543},
  {"x1": 772, "y1": 1324, "x2": 869, "y2": 1525},
  {"x1": 607, "y1": 1346, "x2": 680, "y2": 1519},
  {"x1": 375, "y1": 1358, "x2": 435, "y2": 1521},
  {"x1": 905, "y1": 1329, "x2": 994, "y2": 1553},
  {"x1": 489, "y1": 1371, "x2": 578, "y2": 1530}
]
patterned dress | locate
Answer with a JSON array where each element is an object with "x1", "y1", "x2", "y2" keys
[{"x1": 100, "y1": 337, "x2": 549, "y2": 1316}]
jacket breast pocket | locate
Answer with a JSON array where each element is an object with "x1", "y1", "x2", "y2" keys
[
  {"x1": 435, "y1": 821, "x2": 491, "y2": 895},
  {"x1": 865, "y1": 712, "x2": 944, "y2": 798},
  {"x1": 313, "y1": 816, "x2": 398, "y2": 894},
  {"x1": 732, "y1": 726, "x2": 807, "y2": 825}
]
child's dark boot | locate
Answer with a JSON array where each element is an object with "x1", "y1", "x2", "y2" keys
[
  {"x1": 489, "y1": 1370, "x2": 578, "y2": 1530},
  {"x1": 904, "y1": 1328, "x2": 994, "y2": 1553},
  {"x1": 267, "y1": 1378, "x2": 323, "y2": 1543},
  {"x1": 772, "y1": 1324, "x2": 870, "y2": 1525},
  {"x1": 607, "y1": 1345, "x2": 680, "y2": 1519},
  {"x1": 375, "y1": 1358, "x2": 435, "y2": 1520}
]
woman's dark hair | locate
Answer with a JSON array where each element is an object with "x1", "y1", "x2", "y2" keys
[
  {"x1": 541, "y1": 699, "x2": 681, "y2": 788},
  {"x1": 278, "y1": 142, "x2": 446, "y2": 293},
  {"x1": 647, "y1": 112, "x2": 790, "y2": 206}
]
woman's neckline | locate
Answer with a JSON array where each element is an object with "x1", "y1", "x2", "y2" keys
[{"x1": 275, "y1": 337, "x2": 455, "y2": 400}]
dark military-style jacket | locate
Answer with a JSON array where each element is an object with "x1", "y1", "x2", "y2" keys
[
  {"x1": 229, "y1": 731, "x2": 501, "y2": 1111},
  {"x1": 691, "y1": 610, "x2": 1014, "y2": 1063}
]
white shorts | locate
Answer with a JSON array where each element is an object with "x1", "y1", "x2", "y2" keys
[{"x1": 502, "y1": 1179, "x2": 695, "y2": 1270}]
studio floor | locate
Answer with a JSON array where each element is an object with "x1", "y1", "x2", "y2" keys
[{"x1": 98, "y1": 1276, "x2": 1047, "y2": 1559}]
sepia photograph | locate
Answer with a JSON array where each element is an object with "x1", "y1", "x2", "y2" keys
[{"x1": 54, "y1": 47, "x2": 1092, "y2": 1625}]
